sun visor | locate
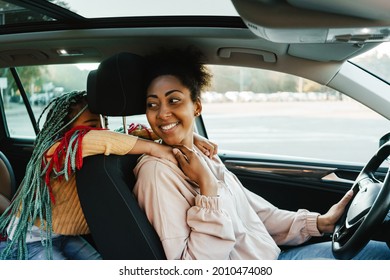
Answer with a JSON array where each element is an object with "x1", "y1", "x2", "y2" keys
[{"x1": 231, "y1": 0, "x2": 390, "y2": 44}]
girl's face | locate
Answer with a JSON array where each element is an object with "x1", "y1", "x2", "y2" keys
[
  {"x1": 146, "y1": 75, "x2": 201, "y2": 147},
  {"x1": 71, "y1": 108, "x2": 102, "y2": 128}
]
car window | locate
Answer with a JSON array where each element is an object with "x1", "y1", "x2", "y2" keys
[
  {"x1": 107, "y1": 115, "x2": 149, "y2": 132},
  {"x1": 1, "y1": 67, "x2": 35, "y2": 138},
  {"x1": 350, "y1": 42, "x2": 390, "y2": 84},
  {"x1": 1, "y1": 63, "x2": 98, "y2": 139},
  {"x1": 201, "y1": 65, "x2": 390, "y2": 164},
  {"x1": 4, "y1": 62, "x2": 387, "y2": 166},
  {"x1": 107, "y1": 65, "x2": 389, "y2": 165}
]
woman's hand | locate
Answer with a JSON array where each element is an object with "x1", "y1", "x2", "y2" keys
[
  {"x1": 173, "y1": 145, "x2": 219, "y2": 196},
  {"x1": 193, "y1": 133, "x2": 218, "y2": 159},
  {"x1": 317, "y1": 190, "x2": 354, "y2": 233}
]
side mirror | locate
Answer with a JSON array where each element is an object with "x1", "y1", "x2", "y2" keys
[{"x1": 379, "y1": 132, "x2": 390, "y2": 148}]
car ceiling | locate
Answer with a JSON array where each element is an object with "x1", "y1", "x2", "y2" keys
[{"x1": 0, "y1": 0, "x2": 389, "y2": 85}]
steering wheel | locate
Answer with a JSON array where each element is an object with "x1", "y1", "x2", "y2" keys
[{"x1": 332, "y1": 142, "x2": 390, "y2": 259}]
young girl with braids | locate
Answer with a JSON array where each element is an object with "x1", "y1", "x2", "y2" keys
[{"x1": 0, "y1": 90, "x2": 217, "y2": 260}]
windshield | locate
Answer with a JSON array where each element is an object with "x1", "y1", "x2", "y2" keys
[{"x1": 350, "y1": 42, "x2": 390, "y2": 83}]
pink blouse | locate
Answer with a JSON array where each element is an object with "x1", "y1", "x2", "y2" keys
[{"x1": 133, "y1": 147, "x2": 322, "y2": 259}]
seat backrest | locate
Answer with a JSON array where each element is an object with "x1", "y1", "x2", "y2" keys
[
  {"x1": 76, "y1": 53, "x2": 166, "y2": 259},
  {"x1": 0, "y1": 151, "x2": 16, "y2": 214},
  {"x1": 77, "y1": 154, "x2": 166, "y2": 260}
]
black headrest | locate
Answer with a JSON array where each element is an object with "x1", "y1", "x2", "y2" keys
[
  {"x1": 86, "y1": 70, "x2": 98, "y2": 112},
  {"x1": 87, "y1": 52, "x2": 148, "y2": 116}
]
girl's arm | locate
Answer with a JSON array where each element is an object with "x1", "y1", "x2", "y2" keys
[
  {"x1": 127, "y1": 123, "x2": 216, "y2": 159},
  {"x1": 77, "y1": 130, "x2": 177, "y2": 163},
  {"x1": 130, "y1": 137, "x2": 177, "y2": 164},
  {"x1": 134, "y1": 133, "x2": 216, "y2": 163}
]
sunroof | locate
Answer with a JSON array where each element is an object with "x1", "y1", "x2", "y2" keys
[
  {"x1": 0, "y1": 0, "x2": 55, "y2": 25},
  {"x1": 54, "y1": 0, "x2": 238, "y2": 18},
  {"x1": 0, "y1": 0, "x2": 238, "y2": 27},
  {"x1": 49, "y1": 0, "x2": 239, "y2": 18}
]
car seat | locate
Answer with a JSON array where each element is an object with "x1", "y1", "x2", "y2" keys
[
  {"x1": 76, "y1": 53, "x2": 166, "y2": 260},
  {"x1": 0, "y1": 151, "x2": 16, "y2": 215}
]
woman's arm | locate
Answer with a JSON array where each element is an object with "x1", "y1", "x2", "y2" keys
[
  {"x1": 173, "y1": 145, "x2": 219, "y2": 196},
  {"x1": 239, "y1": 180, "x2": 322, "y2": 246},
  {"x1": 316, "y1": 190, "x2": 353, "y2": 233}
]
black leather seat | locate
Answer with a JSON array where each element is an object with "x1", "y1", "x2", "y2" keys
[
  {"x1": 0, "y1": 151, "x2": 16, "y2": 215},
  {"x1": 76, "y1": 53, "x2": 166, "y2": 260}
]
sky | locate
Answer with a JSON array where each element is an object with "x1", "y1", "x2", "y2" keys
[{"x1": 373, "y1": 42, "x2": 390, "y2": 55}]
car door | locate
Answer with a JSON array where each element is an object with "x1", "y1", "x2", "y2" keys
[{"x1": 0, "y1": 67, "x2": 37, "y2": 186}]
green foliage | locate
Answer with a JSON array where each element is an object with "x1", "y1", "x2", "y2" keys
[
  {"x1": 47, "y1": 65, "x2": 89, "y2": 92},
  {"x1": 0, "y1": 0, "x2": 70, "y2": 26},
  {"x1": 0, "y1": 66, "x2": 48, "y2": 97},
  {"x1": 1, "y1": 65, "x2": 88, "y2": 99}
]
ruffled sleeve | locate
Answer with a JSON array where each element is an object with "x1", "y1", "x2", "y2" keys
[{"x1": 187, "y1": 194, "x2": 236, "y2": 244}]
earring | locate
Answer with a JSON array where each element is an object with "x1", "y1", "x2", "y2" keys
[{"x1": 195, "y1": 112, "x2": 200, "y2": 117}]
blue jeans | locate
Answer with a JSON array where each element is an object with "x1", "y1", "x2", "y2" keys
[
  {"x1": 278, "y1": 240, "x2": 390, "y2": 260},
  {"x1": 0, "y1": 235, "x2": 101, "y2": 260}
]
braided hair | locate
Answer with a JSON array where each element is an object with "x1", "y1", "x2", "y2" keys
[{"x1": 0, "y1": 90, "x2": 91, "y2": 259}]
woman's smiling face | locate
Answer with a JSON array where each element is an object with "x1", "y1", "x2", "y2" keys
[{"x1": 146, "y1": 75, "x2": 201, "y2": 147}]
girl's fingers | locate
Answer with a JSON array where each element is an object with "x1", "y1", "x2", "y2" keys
[{"x1": 205, "y1": 142, "x2": 217, "y2": 158}]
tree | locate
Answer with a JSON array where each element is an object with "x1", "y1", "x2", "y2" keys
[
  {"x1": 0, "y1": 0, "x2": 71, "y2": 25},
  {"x1": 0, "y1": 66, "x2": 48, "y2": 98}
]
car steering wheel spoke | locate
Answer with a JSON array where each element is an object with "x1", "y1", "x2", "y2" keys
[{"x1": 333, "y1": 217, "x2": 363, "y2": 245}]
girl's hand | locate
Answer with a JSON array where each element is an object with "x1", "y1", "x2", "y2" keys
[
  {"x1": 131, "y1": 138, "x2": 177, "y2": 165},
  {"x1": 173, "y1": 145, "x2": 219, "y2": 196},
  {"x1": 149, "y1": 142, "x2": 178, "y2": 165},
  {"x1": 128, "y1": 123, "x2": 160, "y2": 141},
  {"x1": 193, "y1": 133, "x2": 218, "y2": 159}
]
